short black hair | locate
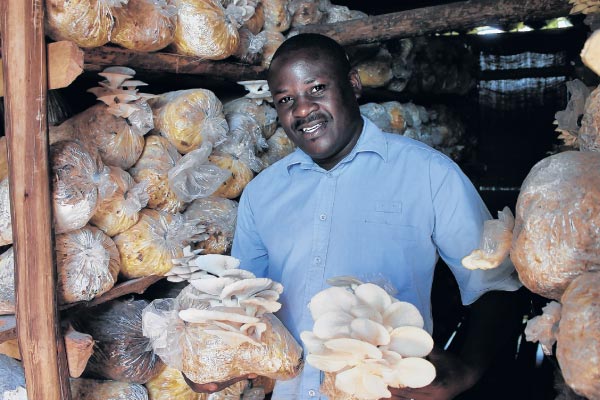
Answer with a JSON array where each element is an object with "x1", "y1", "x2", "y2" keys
[{"x1": 268, "y1": 33, "x2": 351, "y2": 77}]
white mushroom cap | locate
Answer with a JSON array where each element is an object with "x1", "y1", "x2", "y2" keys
[
  {"x1": 313, "y1": 311, "x2": 354, "y2": 339},
  {"x1": 300, "y1": 331, "x2": 326, "y2": 354},
  {"x1": 189, "y1": 277, "x2": 237, "y2": 296},
  {"x1": 324, "y1": 338, "x2": 382, "y2": 360},
  {"x1": 239, "y1": 296, "x2": 281, "y2": 316},
  {"x1": 306, "y1": 352, "x2": 357, "y2": 372},
  {"x1": 350, "y1": 318, "x2": 390, "y2": 346},
  {"x1": 188, "y1": 254, "x2": 241, "y2": 276},
  {"x1": 383, "y1": 301, "x2": 425, "y2": 329},
  {"x1": 308, "y1": 286, "x2": 359, "y2": 320},
  {"x1": 387, "y1": 357, "x2": 436, "y2": 389},
  {"x1": 386, "y1": 326, "x2": 434, "y2": 358},
  {"x1": 204, "y1": 329, "x2": 261, "y2": 347},
  {"x1": 220, "y1": 278, "x2": 275, "y2": 300},
  {"x1": 354, "y1": 283, "x2": 393, "y2": 314},
  {"x1": 335, "y1": 366, "x2": 392, "y2": 400},
  {"x1": 349, "y1": 303, "x2": 384, "y2": 323}
]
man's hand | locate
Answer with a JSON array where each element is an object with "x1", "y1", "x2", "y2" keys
[
  {"x1": 182, "y1": 373, "x2": 258, "y2": 393},
  {"x1": 385, "y1": 348, "x2": 478, "y2": 400}
]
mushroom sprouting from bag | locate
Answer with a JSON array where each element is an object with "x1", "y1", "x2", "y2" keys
[{"x1": 142, "y1": 251, "x2": 303, "y2": 385}]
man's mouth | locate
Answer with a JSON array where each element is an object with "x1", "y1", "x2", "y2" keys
[{"x1": 301, "y1": 122, "x2": 324, "y2": 134}]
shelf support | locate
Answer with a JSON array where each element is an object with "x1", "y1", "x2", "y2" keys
[{"x1": 0, "y1": 1, "x2": 71, "y2": 399}]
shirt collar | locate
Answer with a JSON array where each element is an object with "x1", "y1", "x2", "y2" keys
[{"x1": 285, "y1": 116, "x2": 388, "y2": 174}]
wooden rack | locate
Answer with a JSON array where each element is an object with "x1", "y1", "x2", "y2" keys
[{"x1": 0, "y1": 0, "x2": 575, "y2": 399}]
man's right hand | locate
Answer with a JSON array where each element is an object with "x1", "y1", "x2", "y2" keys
[{"x1": 182, "y1": 372, "x2": 258, "y2": 393}]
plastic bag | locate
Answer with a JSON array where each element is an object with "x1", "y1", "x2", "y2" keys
[
  {"x1": 556, "y1": 271, "x2": 600, "y2": 400},
  {"x1": 150, "y1": 89, "x2": 229, "y2": 154},
  {"x1": 183, "y1": 196, "x2": 238, "y2": 255},
  {"x1": 90, "y1": 166, "x2": 150, "y2": 237},
  {"x1": 262, "y1": 0, "x2": 291, "y2": 32},
  {"x1": 260, "y1": 128, "x2": 296, "y2": 168},
  {"x1": 55, "y1": 225, "x2": 120, "y2": 304},
  {"x1": 145, "y1": 365, "x2": 198, "y2": 400},
  {"x1": 223, "y1": 98, "x2": 278, "y2": 140},
  {"x1": 111, "y1": 0, "x2": 177, "y2": 52},
  {"x1": 142, "y1": 297, "x2": 303, "y2": 385},
  {"x1": 113, "y1": 209, "x2": 207, "y2": 279},
  {"x1": 0, "y1": 247, "x2": 15, "y2": 315},
  {"x1": 171, "y1": 0, "x2": 240, "y2": 60},
  {"x1": 51, "y1": 140, "x2": 115, "y2": 234},
  {"x1": 217, "y1": 113, "x2": 268, "y2": 173},
  {"x1": 208, "y1": 151, "x2": 255, "y2": 199},
  {"x1": 74, "y1": 298, "x2": 165, "y2": 384},
  {"x1": 462, "y1": 206, "x2": 514, "y2": 270},
  {"x1": 129, "y1": 135, "x2": 186, "y2": 213},
  {"x1": 0, "y1": 179, "x2": 12, "y2": 246},
  {"x1": 355, "y1": 49, "x2": 393, "y2": 88},
  {"x1": 511, "y1": 151, "x2": 600, "y2": 300},
  {"x1": 167, "y1": 143, "x2": 232, "y2": 203},
  {"x1": 71, "y1": 378, "x2": 149, "y2": 400},
  {"x1": 0, "y1": 354, "x2": 27, "y2": 400},
  {"x1": 45, "y1": 0, "x2": 122, "y2": 48}
]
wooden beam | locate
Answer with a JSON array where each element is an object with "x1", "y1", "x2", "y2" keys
[
  {"x1": 83, "y1": 46, "x2": 266, "y2": 81},
  {"x1": 296, "y1": 0, "x2": 573, "y2": 46},
  {"x1": 0, "y1": 1, "x2": 71, "y2": 399}
]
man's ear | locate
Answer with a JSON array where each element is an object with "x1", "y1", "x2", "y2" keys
[{"x1": 348, "y1": 69, "x2": 362, "y2": 99}]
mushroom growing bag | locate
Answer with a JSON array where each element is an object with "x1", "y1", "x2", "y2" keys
[
  {"x1": 73, "y1": 298, "x2": 165, "y2": 384},
  {"x1": 142, "y1": 253, "x2": 303, "y2": 385},
  {"x1": 511, "y1": 150, "x2": 600, "y2": 300}
]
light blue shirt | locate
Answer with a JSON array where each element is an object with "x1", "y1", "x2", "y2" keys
[{"x1": 232, "y1": 117, "x2": 521, "y2": 400}]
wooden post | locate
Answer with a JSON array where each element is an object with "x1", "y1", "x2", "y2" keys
[{"x1": 0, "y1": 1, "x2": 71, "y2": 399}]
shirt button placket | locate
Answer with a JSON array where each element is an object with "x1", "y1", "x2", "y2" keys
[{"x1": 308, "y1": 389, "x2": 317, "y2": 397}]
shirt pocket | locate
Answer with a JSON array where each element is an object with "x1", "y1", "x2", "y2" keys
[{"x1": 361, "y1": 201, "x2": 419, "y2": 242}]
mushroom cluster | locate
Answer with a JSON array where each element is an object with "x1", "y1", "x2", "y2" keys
[
  {"x1": 302, "y1": 277, "x2": 436, "y2": 400},
  {"x1": 142, "y1": 250, "x2": 302, "y2": 384},
  {"x1": 166, "y1": 247, "x2": 283, "y2": 346}
]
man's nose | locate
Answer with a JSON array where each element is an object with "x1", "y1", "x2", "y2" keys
[{"x1": 292, "y1": 95, "x2": 318, "y2": 118}]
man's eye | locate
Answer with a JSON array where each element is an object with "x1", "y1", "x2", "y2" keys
[
  {"x1": 279, "y1": 96, "x2": 292, "y2": 104},
  {"x1": 311, "y1": 84, "x2": 325, "y2": 94}
]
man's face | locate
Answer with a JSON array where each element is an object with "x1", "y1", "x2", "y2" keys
[{"x1": 268, "y1": 49, "x2": 363, "y2": 169}]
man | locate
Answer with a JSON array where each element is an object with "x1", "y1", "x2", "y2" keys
[{"x1": 192, "y1": 33, "x2": 524, "y2": 400}]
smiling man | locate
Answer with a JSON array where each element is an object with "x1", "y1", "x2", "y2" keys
[{"x1": 191, "y1": 33, "x2": 524, "y2": 400}]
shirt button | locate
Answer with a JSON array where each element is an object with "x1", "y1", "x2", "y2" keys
[
  {"x1": 319, "y1": 214, "x2": 327, "y2": 221},
  {"x1": 308, "y1": 389, "x2": 317, "y2": 397},
  {"x1": 314, "y1": 257, "x2": 321, "y2": 264}
]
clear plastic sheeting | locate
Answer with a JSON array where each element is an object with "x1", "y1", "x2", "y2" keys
[
  {"x1": 74, "y1": 298, "x2": 165, "y2": 384},
  {"x1": 0, "y1": 179, "x2": 12, "y2": 246},
  {"x1": 142, "y1": 298, "x2": 303, "y2": 385},
  {"x1": 511, "y1": 150, "x2": 600, "y2": 300}
]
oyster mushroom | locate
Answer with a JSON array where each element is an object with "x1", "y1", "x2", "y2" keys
[
  {"x1": 350, "y1": 318, "x2": 390, "y2": 346},
  {"x1": 383, "y1": 301, "x2": 425, "y2": 329},
  {"x1": 308, "y1": 286, "x2": 359, "y2": 320},
  {"x1": 388, "y1": 357, "x2": 436, "y2": 389},
  {"x1": 313, "y1": 311, "x2": 354, "y2": 340},
  {"x1": 178, "y1": 308, "x2": 260, "y2": 325},
  {"x1": 354, "y1": 283, "x2": 393, "y2": 314},
  {"x1": 386, "y1": 326, "x2": 434, "y2": 358},
  {"x1": 335, "y1": 366, "x2": 392, "y2": 400}
]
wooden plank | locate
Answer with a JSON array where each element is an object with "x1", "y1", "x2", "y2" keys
[
  {"x1": 0, "y1": 41, "x2": 84, "y2": 97},
  {"x1": 0, "y1": 1, "x2": 71, "y2": 399},
  {"x1": 0, "y1": 276, "x2": 165, "y2": 343},
  {"x1": 296, "y1": 0, "x2": 573, "y2": 46},
  {"x1": 83, "y1": 46, "x2": 266, "y2": 81}
]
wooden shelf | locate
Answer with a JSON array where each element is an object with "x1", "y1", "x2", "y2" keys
[{"x1": 0, "y1": 275, "x2": 164, "y2": 344}]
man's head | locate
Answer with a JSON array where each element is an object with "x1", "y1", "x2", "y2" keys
[{"x1": 267, "y1": 33, "x2": 364, "y2": 170}]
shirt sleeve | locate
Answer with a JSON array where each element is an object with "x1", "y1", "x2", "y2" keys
[
  {"x1": 231, "y1": 188, "x2": 270, "y2": 278},
  {"x1": 429, "y1": 154, "x2": 522, "y2": 306}
]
